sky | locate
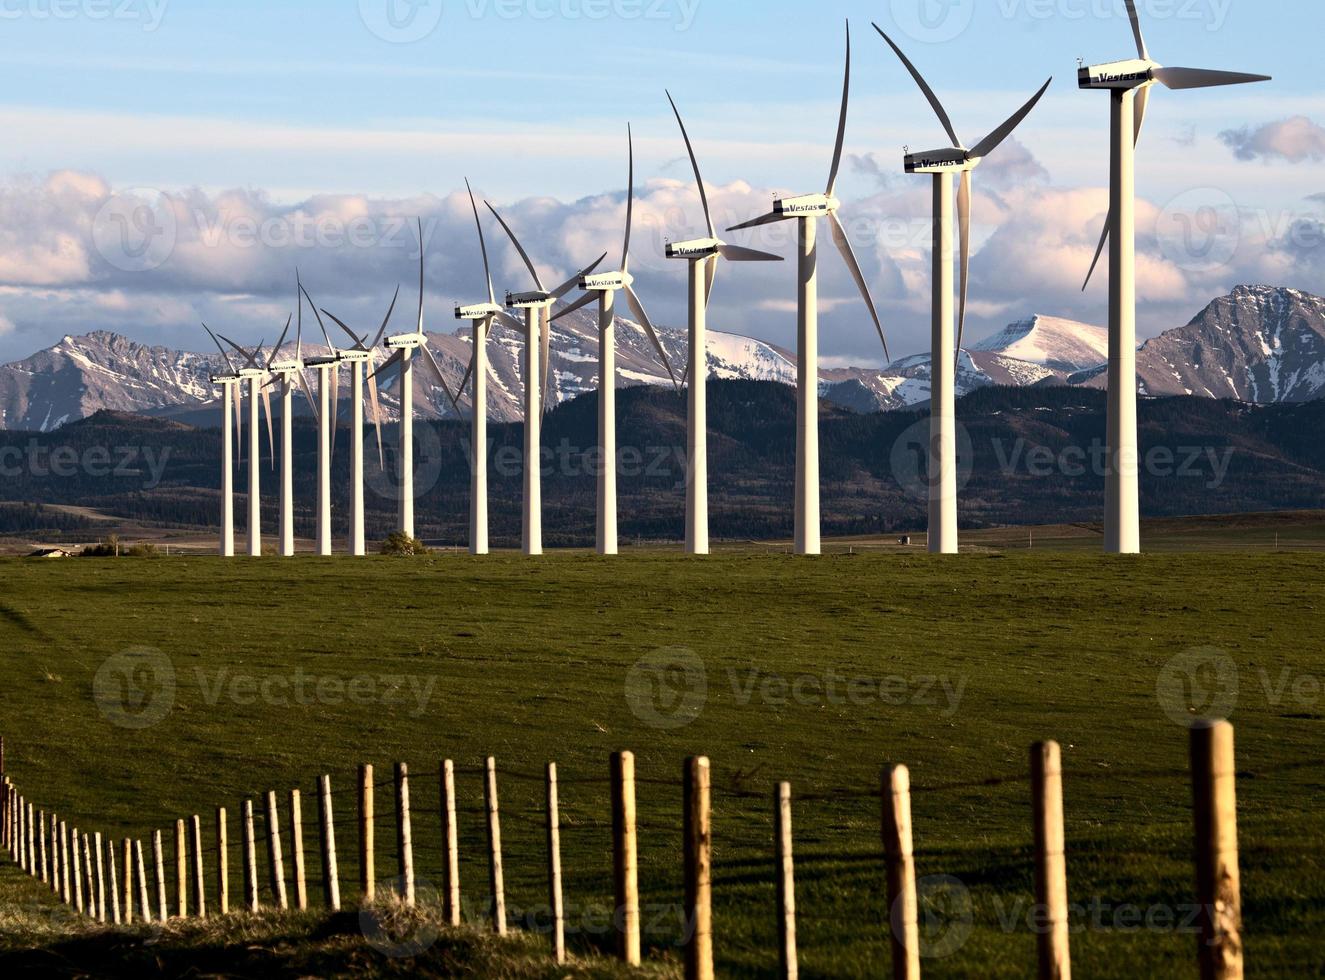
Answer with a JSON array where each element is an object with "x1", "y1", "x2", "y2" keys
[{"x1": 0, "y1": 0, "x2": 1320, "y2": 367}]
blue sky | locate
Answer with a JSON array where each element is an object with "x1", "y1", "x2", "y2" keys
[{"x1": 0, "y1": 0, "x2": 1320, "y2": 364}]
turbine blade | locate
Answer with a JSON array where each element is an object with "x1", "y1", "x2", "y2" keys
[
  {"x1": 297, "y1": 368, "x2": 319, "y2": 422},
  {"x1": 551, "y1": 290, "x2": 598, "y2": 323},
  {"x1": 203, "y1": 323, "x2": 238, "y2": 374},
  {"x1": 299, "y1": 284, "x2": 337, "y2": 353},
  {"x1": 262, "y1": 384, "x2": 275, "y2": 470},
  {"x1": 956, "y1": 169, "x2": 971, "y2": 371},
  {"x1": 540, "y1": 305, "x2": 553, "y2": 416},
  {"x1": 666, "y1": 89, "x2": 715, "y2": 239},
  {"x1": 552, "y1": 253, "x2": 608, "y2": 300},
  {"x1": 369, "y1": 349, "x2": 404, "y2": 386},
  {"x1": 624, "y1": 284, "x2": 678, "y2": 391},
  {"x1": 968, "y1": 78, "x2": 1053, "y2": 161},
  {"x1": 827, "y1": 20, "x2": 852, "y2": 196},
  {"x1": 873, "y1": 24, "x2": 961, "y2": 149},
  {"x1": 367, "y1": 368, "x2": 385, "y2": 469},
  {"x1": 330, "y1": 365, "x2": 340, "y2": 424},
  {"x1": 370, "y1": 286, "x2": 401, "y2": 350},
  {"x1": 416, "y1": 217, "x2": 426, "y2": 333},
  {"x1": 466, "y1": 178, "x2": 495, "y2": 305},
  {"x1": 828, "y1": 210, "x2": 889, "y2": 362},
  {"x1": 486, "y1": 202, "x2": 545, "y2": 292},
  {"x1": 295, "y1": 271, "x2": 303, "y2": 361},
  {"x1": 727, "y1": 210, "x2": 791, "y2": 232},
  {"x1": 269, "y1": 315, "x2": 292, "y2": 368},
  {"x1": 1124, "y1": 0, "x2": 1149, "y2": 60},
  {"x1": 420, "y1": 342, "x2": 461, "y2": 416},
  {"x1": 322, "y1": 308, "x2": 366, "y2": 350},
  {"x1": 233, "y1": 385, "x2": 244, "y2": 467},
  {"x1": 1135, "y1": 84, "x2": 1150, "y2": 144},
  {"x1": 717, "y1": 243, "x2": 784, "y2": 262},
  {"x1": 456, "y1": 357, "x2": 475, "y2": 412},
  {"x1": 1082, "y1": 217, "x2": 1111, "y2": 292},
  {"x1": 1152, "y1": 67, "x2": 1271, "y2": 90},
  {"x1": 704, "y1": 253, "x2": 718, "y2": 311},
  {"x1": 217, "y1": 333, "x2": 257, "y2": 367},
  {"x1": 622, "y1": 123, "x2": 635, "y2": 272}
]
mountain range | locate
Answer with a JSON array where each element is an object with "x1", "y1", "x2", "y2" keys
[{"x1": 0, "y1": 285, "x2": 1320, "y2": 432}]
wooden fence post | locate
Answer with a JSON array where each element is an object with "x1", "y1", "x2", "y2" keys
[
  {"x1": 17, "y1": 796, "x2": 26, "y2": 871},
  {"x1": 72, "y1": 826, "x2": 84, "y2": 914},
  {"x1": 191, "y1": 814, "x2": 207, "y2": 918},
  {"x1": 94, "y1": 831, "x2": 107, "y2": 923},
  {"x1": 216, "y1": 808, "x2": 229, "y2": 916},
  {"x1": 26, "y1": 802, "x2": 35, "y2": 877},
  {"x1": 107, "y1": 837, "x2": 122, "y2": 925},
  {"x1": 882, "y1": 764, "x2": 920, "y2": 980},
  {"x1": 1191, "y1": 720, "x2": 1242, "y2": 980},
  {"x1": 684, "y1": 756, "x2": 713, "y2": 980},
  {"x1": 318, "y1": 775, "x2": 341, "y2": 912},
  {"x1": 776, "y1": 782, "x2": 798, "y2": 980},
  {"x1": 396, "y1": 763, "x2": 415, "y2": 907},
  {"x1": 242, "y1": 800, "x2": 259, "y2": 912},
  {"x1": 38, "y1": 811, "x2": 49, "y2": 885},
  {"x1": 48, "y1": 814, "x2": 59, "y2": 893},
  {"x1": 546, "y1": 762, "x2": 565, "y2": 965},
  {"x1": 122, "y1": 839, "x2": 134, "y2": 924},
  {"x1": 485, "y1": 757, "x2": 506, "y2": 936},
  {"x1": 153, "y1": 829, "x2": 167, "y2": 922},
  {"x1": 175, "y1": 818, "x2": 188, "y2": 918},
  {"x1": 81, "y1": 834, "x2": 96, "y2": 920},
  {"x1": 290, "y1": 789, "x2": 307, "y2": 911},
  {"x1": 1032, "y1": 741, "x2": 1071, "y2": 980},
  {"x1": 57, "y1": 822, "x2": 69, "y2": 905},
  {"x1": 266, "y1": 790, "x2": 288, "y2": 910},
  {"x1": 359, "y1": 764, "x2": 374, "y2": 904},
  {"x1": 135, "y1": 840, "x2": 151, "y2": 923},
  {"x1": 441, "y1": 760, "x2": 460, "y2": 926},
  {"x1": 610, "y1": 751, "x2": 640, "y2": 966}
]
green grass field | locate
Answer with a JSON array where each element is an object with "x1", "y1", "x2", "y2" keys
[{"x1": 0, "y1": 550, "x2": 1322, "y2": 977}]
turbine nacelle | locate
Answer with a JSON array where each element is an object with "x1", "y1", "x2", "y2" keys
[
  {"x1": 775, "y1": 193, "x2": 839, "y2": 218},
  {"x1": 268, "y1": 360, "x2": 305, "y2": 374},
  {"x1": 236, "y1": 367, "x2": 267, "y2": 380},
  {"x1": 386, "y1": 333, "x2": 426, "y2": 350},
  {"x1": 505, "y1": 290, "x2": 552, "y2": 309},
  {"x1": 335, "y1": 350, "x2": 374, "y2": 364},
  {"x1": 305, "y1": 354, "x2": 341, "y2": 369},
  {"x1": 211, "y1": 372, "x2": 240, "y2": 384},
  {"x1": 666, "y1": 237, "x2": 723, "y2": 260},
  {"x1": 1078, "y1": 58, "x2": 1157, "y2": 90},
  {"x1": 580, "y1": 270, "x2": 633, "y2": 292},
  {"x1": 455, "y1": 302, "x2": 504, "y2": 321},
  {"x1": 904, "y1": 148, "x2": 976, "y2": 174}
]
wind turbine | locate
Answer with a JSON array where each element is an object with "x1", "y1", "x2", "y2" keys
[
  {"x1": 261, "y1": 311, "x2": 317, "y2": 557},
  {"x1": 875, "y1": 27, "x2": 1052, "y2": 556},
  {"x1": 216, "y1": 333, "x2": 275, "y2": 557},
  {"x1": 299, "y1": 279, "x2": 341, "y2": 556},
  {"x1": 1078, "y1": 0, "x2": 1269, "y2": 554},
  {"x1": 202, "y1": 325, "x2": 242, "y2": 558},
  {"x1": 372, "y1": 219, "x2": 461, "y2": 542},
  {"x1": 664, "y1": 90, "x2": 782, "y2": 556},
  {"x1": 553, "y1": 125, "x2": 678, "y2": 556},
  {"x1": 452, "y1": 180, "x2": 506, "y2": 557},
  {"x1": 320, "y1": 292, "x2": 396, "y2": 557},
  {"x1": 487, "y1": 203, "x2": 606, "y2": 557},
  {"x1": 727, "y1": 22, "x2": 889, "y2": 557}
]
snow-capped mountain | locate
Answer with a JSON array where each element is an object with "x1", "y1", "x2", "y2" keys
[
  {"x1": 1070, "y1": 286, "x2": 1325, "y2": 402},
  {"x1": 2, "y1": 286, "x2": 1322, "y2": 432}
]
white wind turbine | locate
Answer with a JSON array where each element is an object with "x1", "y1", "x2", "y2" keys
[
  {"x1": 1079, "y1": 0, "x2": 1269, "y2": 554},
  {"x1": 553, "y1": 126, "x2": 679, "y2": 556},
  {"x1": 202, "y1": 325, "x2": 244, "y2": 558},
  {"x1": 727, "y1": 22, "x2": 890, "y2": 557},
  {"x1": 486, "y1": 202, "x2": 606, "y2": 557},
  {"x1": 319, "y1": 293, "x2": 397, "y2": 557},
  {"x1": 261, "y1": 309, "x2": 319, "y2": 557},
  {"x1": 664, "y1": 91, "x2": 782, "y2": 556},
  {"x1": 452, "y1": 180, "x2": 506, "y2": 557},
  {"x1": 371, "y1": 220, "x2": 461, "y2": 542},
  {"x1": 875, "y1": 27, "x2": 1051, "y2": 556},
  {"x1": 298, "y1": 278, "x2": 343, "y2": 556},
  {"x1": 214, "y1": 332, "x2": 276, "y2": 557}
]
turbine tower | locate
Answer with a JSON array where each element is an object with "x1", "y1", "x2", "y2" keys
[
  {"x1": 664, "y1": 91, "x2": 782, "y2": 556},
  {"x1": 727, "y1": 22, "x2": 889, "y2": 556},
  {"x1": 454, "y1": 181, "x2": 505, "y2": 557},
  {"x1": 216, "y1": 333, "x2": 275, "y2": 557},
  {"x1": 372, "y1": 220, "x2": 460, "y2": 542},
  {"x1": 203, "y1": 325, "x2": 242, "y2": 558},
  {"x1": 1079, "y1": 0, "x2": 1269, "y2": 554},
  {"x1": 300, "y1": 280, "x2": 341, "y2": 556},
  {"x1": 876, "y1": 27, "x2": 1051, "y2": 555},
  {"x1": 320, "y1": 294, "x2": 396, "y2": 557},
  {"x1": 553, "y1": 126, "x2": 678, "y2": 556},
  {"x1": 487, "y1": 203, "x2": 606, "y2": 557},
  {"x1": 261, "y1": 312, "x2": 317, "y2": 557}
]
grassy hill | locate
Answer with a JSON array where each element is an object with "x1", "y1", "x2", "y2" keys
[{"x1": 0, "y1": 552, "x2": 1321, "y2": 976}]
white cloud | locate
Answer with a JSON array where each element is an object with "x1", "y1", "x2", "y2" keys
[{"x1": 1220, "y1": 116, "x2": 1325, "y2": 163}]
